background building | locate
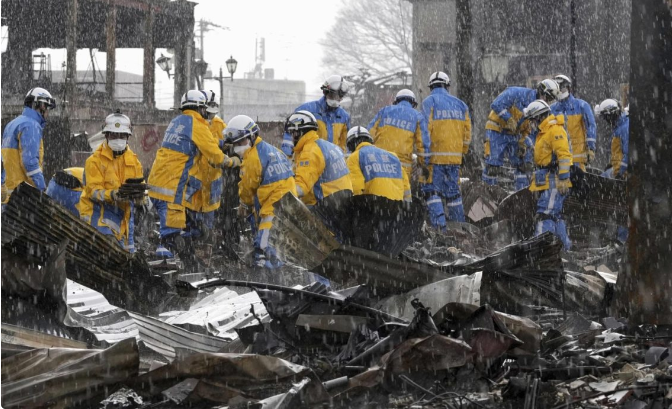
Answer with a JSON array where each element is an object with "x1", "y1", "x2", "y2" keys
[{"x1": 408, "y1": 0, "x2": 631, "y2": 170}]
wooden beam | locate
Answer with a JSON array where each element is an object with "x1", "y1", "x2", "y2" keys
[
  {"x1": 105, "y1": 5, "x2": 117, "y2": 98},
  {"x1": 142, "y1": 6, "x2": 155, "y2": 107},
  {"x1": 65, "y1": 0, "x2": 78, "y2": 113},
  {"x1": 614, "y1": 0, "x2": 672, "y2": 325}
]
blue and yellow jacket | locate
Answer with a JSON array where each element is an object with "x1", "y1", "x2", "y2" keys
[
  {"x1": 1, "y1": 107, "x2": 46, "y2": 203},
  {"x1": 486, "y1": 87, "x2": 536, "y2": 135},
  {"x1": 610, "y1": 114, "x2": 629, "y2": 177},
  {"x1": 282, "y1": 97, "x2": 351, "y2": 155},
  {"x1": 293, "y1": 131, "x2": 352, "y2": 206},
  {"x1": 346, "y1": 142, "x2": 410, "y2": 201},
  {"x1": 420, "y1": 88, "x2": 472, "y2": 165},
  {"x1": 148, "y1": 110, "x2": 224, "y2": 206},
  {"x1": 368, "y1": 100, "x2": 431, "y2": 170},
  {"x1": 185, "y1": 115, "x2": 231, "y2": 213},
  {"x1": 79, "y1": 143, "x2": 144, "y2": 251},
  {"x1": 46, "y1": 167, "x2": 84, "y2": 217},
  {"x1": 239, "y1": 137, "x2": 297, "y2": 222},
  {"x1": 550, "y1": 95, "x2": 596, "y2": 164},
  {"x1": 529, "y1": 114, "x2": 573, "y2": 192}
]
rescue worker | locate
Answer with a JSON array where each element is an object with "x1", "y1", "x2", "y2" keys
[
  {"x1": 2, "y1": 87, "x2": 56, "y2": 208},
  {"x1": 225, "y1": 115, "x2": 297, "y2": 269},
  {"x1": 525, "y1": 100, "x2": 573, "y2": 250},
  {"x1": 148, "y1": 90, "x2": 225, "y2": 257},
  {"x1": 286, "y1": 110, "x2": 352, "y2": 207},
  {"x1": 345, "y1": 126, "x2": 410, "y2": 201},
  {"x1": 596, "y1": 98, "x2": 629, "y2": 244},
  {"x1": 79, "y1": 112, "x2": 145, "y2": 252},
  {"x1": 46, "y1": 167, "x2": 84, "y2": 217},
  {"x1": 367, "y1": 89, "x2": 431, "y2": 184},
  {"x1": 595, "y1": 98, "x2": 629, "y2": 179},
  {"x1": 420, "y1": 71, "x2": 471, "y2": 227},
  {"x1": 550, "y1": 75, "x2": 597, "y2": 171},
  {"x1": 281, "y1": 75, "x2": 351, "y2": 156},
  {"x1": 182, "y1": 90, "x2": 239, "y2": 242},
  {"x1": 483, "y1": 79, "x2": 560, "y2": 189}
]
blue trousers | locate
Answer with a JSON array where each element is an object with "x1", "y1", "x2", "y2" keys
[
  {"x1": 534, "y1": 177, "x2": 571, "y2": 250},
  {"x1": 421, "y1": 164, "x2": 464, "y2": 227},
  {"x1": 483, "y1": 129, "x2": 532, "y2": 190},
  {"x1": 151, "y1": 198, "x2": 182, "y2": 238}
]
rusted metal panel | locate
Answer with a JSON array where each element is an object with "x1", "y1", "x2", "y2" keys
[{"x1": 1, "y1": 183, "x2": 172, "y2": 314}]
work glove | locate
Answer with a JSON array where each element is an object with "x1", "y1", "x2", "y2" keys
[
  {"x1": 117, "y1": 180, "x2": 148, "y2": 201},
  {"x1": 504, "y1": 117, "x2": 518, "y2": 134},
  {"x1": 418, "y1": 161, "x2": 431, "y2": 180},
  {"x1": 586, "y1": 149, "x2": 595, "y2": 164},
  {"x1": 556, "y1": 179, "x2": 571, "y2": 195},
  {"x1": 223, "y1": 155, "x2": 241, "y2": 168},
  {"x1": 237, "y1": 203, "x2": 250, "y2": 218},
  {"x1": 519, "y1": 161, "x2": 534, "y2": 174}
]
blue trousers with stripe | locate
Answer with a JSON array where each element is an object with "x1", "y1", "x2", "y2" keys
[
  {"x1": 421, "y1": 164, "x2": 464, "y2": 227},
  {"x1": 534, "y1": 177, "x2": 571, "y2": 250}
]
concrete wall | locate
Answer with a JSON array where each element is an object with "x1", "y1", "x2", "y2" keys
[{"x1": 410, "y1": 0, "x2": 631, "y2": 168}]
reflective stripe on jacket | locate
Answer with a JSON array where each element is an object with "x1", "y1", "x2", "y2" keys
[
  {"x1": 610, "y1": 114, "x2": 629, "y2": 177},
  {"x1": 282, "y1": 97, "x2": 351, "y2": 153},
  {"x1": 550, "y1": 95, "x2": 597, "y2": 164},
  {"x1": 1, "y1": 107, "x2": 46, "y2": 202},
  {"x1": 239, "y1": 137, "x2": 297, "y2": 217},
  {"x1": 293, "y1": 131, "x2": 352, "y2": 206},
  {"x1": 78, "y1": 143, "x2": 144, "y2": 248},
  {"x1": 346, "y1": 142, "x2": 409, "y2": 201},
  {"x1": 421, "y1": 88, "x2": 472, "y2": 165},
  {"x1": 147, "y1": 110, "x2": 224, "y2": 205},
  {"x1": 529, "y1": 114, "x2": 573, "y2": 192},
  {"x1": 368, "y1": 100, "x2": 431, "y2": 166}
]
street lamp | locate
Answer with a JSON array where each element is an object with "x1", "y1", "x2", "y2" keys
[
  {"x1": 203, "y1": 55, "x2": 238, "y2": 117},
  {"x1": 156, "y1": 53, "x2": 173, "y2": 79},
  {"x1": 225, "y1": 55, "x2": 238, "y2": 81}
]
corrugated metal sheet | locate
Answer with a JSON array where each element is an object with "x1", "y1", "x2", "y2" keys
[{"x1": 65, "y1": 280, "x2": 266, "y2": 360}]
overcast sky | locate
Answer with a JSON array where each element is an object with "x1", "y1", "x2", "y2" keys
[{"x1": 29, "y1": 0, "x2": 344, "y2": 110}]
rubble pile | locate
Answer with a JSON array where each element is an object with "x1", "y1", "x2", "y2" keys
[{"x1": 3, "y1": 182, "x2": 669, "y2": 409}]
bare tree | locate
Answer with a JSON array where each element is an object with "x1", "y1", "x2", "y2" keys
[{"x1": 320, "y1": 0, "x2": 412, "y2": 77}]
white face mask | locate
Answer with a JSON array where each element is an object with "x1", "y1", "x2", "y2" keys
[
  {"x1": 558, "y1": 91, "x2": 569, "y2": 100},
  {"x1": 326, "y1": 98, "x2": 341, "y2": 108},
  {"x1": 233, "y1": 143, "x2": 251, "y2": 157},
  {"x1": 107, "y1": 139, "x2": 127, "y2": 152}
]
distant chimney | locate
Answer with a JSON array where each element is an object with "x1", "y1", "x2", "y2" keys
[{"x1": 264, "y1": 68, "x2": 274, "y2": 80}]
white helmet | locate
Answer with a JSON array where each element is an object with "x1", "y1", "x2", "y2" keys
[
  {"x1": 554, "y1": 74, "x2": 572, "y2": 89},
  {"x1": 25, "y1": 87, "x2": 56, "y2": 109},
  {"x1": 394, "y1": 89, "x2": 417, "y2": 107},
  {"x1": 594, "y1": 98, "x2": 621, "y2": 117},
  {"x1": 346, "y1": 126, "x2": 373, "y2": 152},
  {"x1": 180, "y1": 90, "x2": 207, "y2": 111},
  {"x1": 201, "y1": 90, "x2": 219, "y2": 114},
  {"x1": 223, "y1": 115, "x2": 260, "y2": 144},
  {"x1": 102, "y1": 111, "x2": 132, "y2": 135},
  {"x1": 428, "y1": 71, "x2": 450, "y2": 88},
  {"x1": 536, "y1": 79, "x2": 560, "y2": 102},
  {"x1": 321, "y1": 75, "x2": 350, "y2": 98},
  {"x1": 523, "y1": 99, "x2": 551, "y2": 120},
  {"x1": 285, "y1": 110, "x2": 318, "y2": 134},
  {"x1": 554, "y1": 75, "x2": 572, "y2": 100}
]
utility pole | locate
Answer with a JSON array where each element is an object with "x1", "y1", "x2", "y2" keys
[
  {"x1": 219, "y1": 67, "x2": 224, "y2": 117},
  {"x1": 613, "y1": 0, "x2": 672, "y2": 325},
  {"x1": 196, "y1": 19, "x2": 229, "y2": 61}
]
